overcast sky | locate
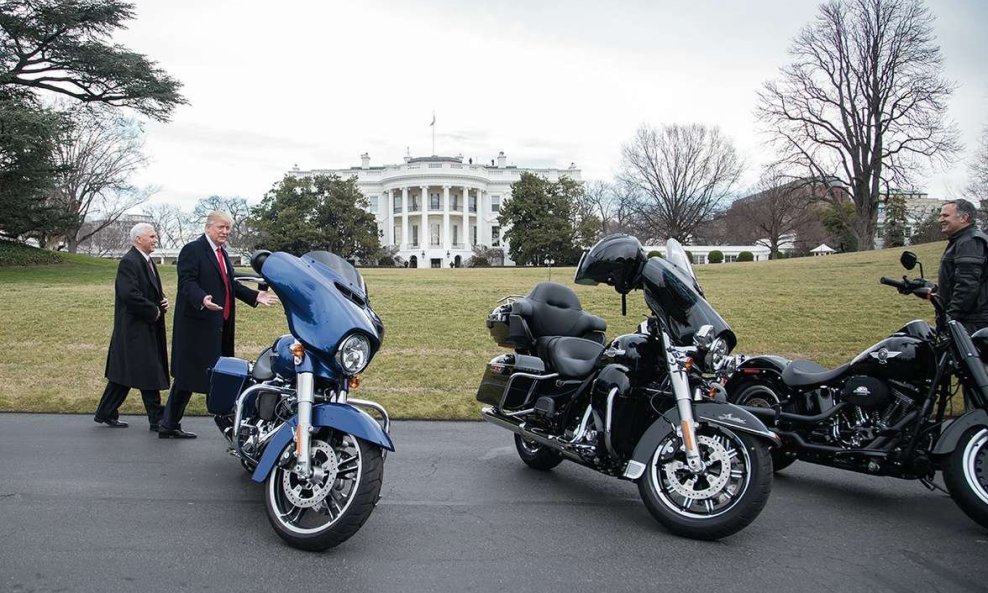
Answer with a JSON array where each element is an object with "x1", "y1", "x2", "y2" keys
[{"x1": 113, "y1": 0, "x2": 988, "y2": 210}]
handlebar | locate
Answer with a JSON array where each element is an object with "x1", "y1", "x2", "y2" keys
[{"x1": 880, "y1": 275, "x2": 945, "y2": 329}]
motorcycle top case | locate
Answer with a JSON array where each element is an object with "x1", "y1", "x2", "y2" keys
[
  {"x1": 207, "y1": 357, "x2": 251, "y2": 415},
  {"x1": 476, "y1": 353, "x2": 546, "y2": 409}
]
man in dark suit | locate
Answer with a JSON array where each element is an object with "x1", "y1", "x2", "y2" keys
[
  {"x1": 93, "y1": 223, "x2": 169, "y2": 430},
  {"x1": 159, "y1": 211, "x2": 279, "y2": 439}
]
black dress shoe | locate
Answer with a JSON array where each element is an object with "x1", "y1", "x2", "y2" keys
[
  {"x1": 149, "y1": 424, "x2": 159, "y2": 432},
  {"x1": 94, "y1": 417, "x2": 128, "y2": 428},
  {"x1": 158, "y1": 427, "x2": 197, "y2": 439}
]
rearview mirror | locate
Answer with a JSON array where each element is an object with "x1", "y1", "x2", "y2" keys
[{"x1": 900, "y1": 251, "x2": 918, "y2": 271}]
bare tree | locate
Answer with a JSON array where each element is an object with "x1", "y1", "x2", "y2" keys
[
  {"x1": 757, "y1": 0, "x2": 960, "y2": 251},
  {"x1": 141, "y1": 202, "x2": 195, "y2": 248},
  {"x1": 620, "y1": 123, "x2": 743, "y2": 243},
  {"x1": 968, "y1": 126, "x2": 988, "y2": 227},
  {"x1": 730, "y1": 172, "x2": 819, "y2": 257},
  {"x1": 48, "y1": 104, "x2": 152, "y2": 252},
  {"x1": 75, "y1": 217, "x2": 129, "y2": 256},
  {"x1": 191, "y1": 195, "x2": 254, "y2": 247}
]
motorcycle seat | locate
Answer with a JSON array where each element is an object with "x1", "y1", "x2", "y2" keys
[
  {"x1": 782, "y1": 359, "x2": 850, "y2": 388},
  {"x1": 512, "y1": 282, "x2": 607, "y2": 340},
  {"x1": 537, "y1": 336, "x2": 605, "y2": 378}
]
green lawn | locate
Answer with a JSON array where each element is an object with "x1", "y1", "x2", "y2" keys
[{"x1": 0, "y1": 242, "x2": 945, "y2": 418}]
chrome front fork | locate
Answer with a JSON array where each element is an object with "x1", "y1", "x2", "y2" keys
[
  {"x1": 663, "y1": 332, "x2": 704, "y2": 472},
  {"x1": 294, "y1": 371, "x2": 314, "y2": 477}
]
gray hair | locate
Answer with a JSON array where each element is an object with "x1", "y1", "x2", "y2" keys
[
  {"x1": 945, "y1": 199, "x2": 978, "y2": 223},
  {"x1": 130, "y1": 222, "x2": 155, "y2": 243}
]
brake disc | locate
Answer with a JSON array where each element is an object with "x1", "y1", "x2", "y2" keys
[
  {"x1": 282, "y1": 440, "x2": 339, "y2": 508},
  {"x1": 662, "y1": 434, "x2": 733, "y2": 499}
]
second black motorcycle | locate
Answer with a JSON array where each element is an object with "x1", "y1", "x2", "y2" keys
[
  {"x1": 724, "y1": 250, "x2": 988, "y2": 531},
  {"x1": 477, "y1": 235, "x2": 779, "y2": 540}
]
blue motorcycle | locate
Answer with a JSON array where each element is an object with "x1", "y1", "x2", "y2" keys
[{"x1": 207, "y1": 249, "x2": 392, "y2": 551}]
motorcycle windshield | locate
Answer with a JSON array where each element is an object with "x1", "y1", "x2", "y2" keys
[
  {"x1": 640, "y1": 253, "x2": 736, "y2": 351},
  {"x1": 260, "y1": 251, "x2": 382, "y2": 361}
]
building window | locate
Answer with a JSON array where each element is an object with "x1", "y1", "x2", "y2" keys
[
  {"x1": 430, "y1": 223, "x2": 440, "y2": 246},
  {"x1": 451, "y1": 195, "x2": 460, "y2": 211},
  {"x1": 369, "y1": 196, "x2": 379, "y2": 212},
  {"x1": 393, "y1": 195, "x2": 402, "y2": 213},
  {"x1": 411, "y1": 196, "x2": 420, "y2": 212},
  {"x1": 492, "y1": 226, "x2": 500, "y2": 247},
  {"x1": 411, "y1": 225, "x2": 419, "y2": 247},
  {"x1": 452, "y1": 224, "x2": 459, "y2": 246},
  {"x1": 695, "y1": 254, "x2": 706, "y2": 264},
  {"x1": 393, "y1": 225, "x2": 401, "y2": 245},
  {"x1": 725, "y1": 254, "x2": 738, "y2": 263},
  {"x1": 491, "y1": 195, "x2": 501, "y2": 212},
  {"x1": 471, "y1": 225, "x2": 477, "y2": 246},
  {"x1": 469, "y1": 195, "x2": 477, "y2": 213},
  {"x1": 431, "y1": 192, "x2": 441, "y2": 211}
]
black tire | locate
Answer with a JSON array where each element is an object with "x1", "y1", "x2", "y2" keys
[
  {"x1": 733, "y1": 383, "x2": 797, "y2": 472},
  {"x1": 264, "y1": 432, "x2": 384, "y2": 551},
  {"x1": 637, "y1": 424, "x2": 773, "y2": 540},
  {"x1": 514, "y1": 434, "x2": 564, "y2": 470},
  {"x1": 942, "y1": 427, "x2": 988, "y2": 530}
]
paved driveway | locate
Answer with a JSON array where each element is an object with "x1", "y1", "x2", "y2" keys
[{"x1": 0, "y1": 414, "x2": 986, "y2": 593}]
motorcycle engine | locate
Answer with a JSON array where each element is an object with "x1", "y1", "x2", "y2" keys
[{"x1": 829, "y1": 383, "x2": 917, "y2": 448}]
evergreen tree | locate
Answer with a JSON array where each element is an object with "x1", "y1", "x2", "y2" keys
[{"x1": 881, "y1": 195, "x2": 909, "y2": 248}]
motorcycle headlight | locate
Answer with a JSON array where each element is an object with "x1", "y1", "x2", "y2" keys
[{"x1": 335, "y1": 333, "x2": 372, "y2": 375}]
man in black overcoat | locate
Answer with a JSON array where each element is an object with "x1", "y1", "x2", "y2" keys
[
  {"x1": 159, "y1": 211, "x2": 279, "y2": 439},
  {"x1": 93, "y1": 223, "x2": 169, "y2": 430}
]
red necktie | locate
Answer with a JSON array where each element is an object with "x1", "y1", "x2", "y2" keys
[{"x1": 216, "y1": 247, "x2": 231, "y2": 320}]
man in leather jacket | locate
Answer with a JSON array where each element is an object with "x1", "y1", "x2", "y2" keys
[{"x1": 937, "y1": 199, "x2": 988, "y2": 334}]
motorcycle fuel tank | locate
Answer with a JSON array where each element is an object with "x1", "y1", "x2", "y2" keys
[
  {"x1": 848, "y1": 334, "x2": 936, "y2": 385},
  {"x1": 600, "y1": 333, "x2": 662, "y2": 384}
]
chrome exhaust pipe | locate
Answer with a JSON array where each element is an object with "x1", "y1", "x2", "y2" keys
[{"x1": 480, "y1": 406, "x2": 587, "y2": 464}]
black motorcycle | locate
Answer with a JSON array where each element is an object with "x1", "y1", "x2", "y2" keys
[
  {"x1": 724, "y1": 250, "x2": 988, "y2": 530},
  {"x1": 476, "y1": 235, "x2": 779, "y2": 540}
]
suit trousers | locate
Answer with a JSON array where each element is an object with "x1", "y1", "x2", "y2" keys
[
  {"x1": 162, "y1": 317, "x2": 234, "y2": 430},
  {"x1": 95, "y1": 381, "x2": 163, "y2": 426}
]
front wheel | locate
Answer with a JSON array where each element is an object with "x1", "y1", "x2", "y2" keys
[
  {"x1": 637, "y1": 424, "x2": 773, "y2": 540},
  {"x1": 942, "y1": 427, "x2": 988, "y2": 530},
  {"x1": 514, "y1": 434, "x2": 564, "y2": 470},
  {"x1": 264, "y1": 431, "x2": 384, "y2": 551}
]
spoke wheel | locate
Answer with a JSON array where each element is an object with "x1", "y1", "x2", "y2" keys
[
  {"x1": 265, "y1": 432, "x2": 383, "y2": 551},
  {"x1": 638, "y1": 425, "x2": 772, "y2": 540},
  {"x1": 943, "y1": 427, "x2": 988, "y2": 530}
]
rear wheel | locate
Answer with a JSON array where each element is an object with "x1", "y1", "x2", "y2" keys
[
  {"x1": 637, "y1": 424, "x2": 773, "y2": 540},
  {"x1": 942, "y1": 427, "x2": 988, "y2": 530},
  {"x1": 734, "y1": 383, "x2": 796, "y2": 472},
  {"x1": 264, "y1": 431, "x2": 383, "y2": 551},
  {"x1": 514, "y1": 434, "x2": 564, "y2": 470}
]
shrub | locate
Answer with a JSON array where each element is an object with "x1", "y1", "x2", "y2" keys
[
  {"x1": 377, "y1": 255, "x2": 397, "y2": 267},
  {"x1": 0, "y1": 241, "x2": 63, "y2": 266},
  {"x1": 647, "y1": 250, "x2": 664, "y2": 259},
  {"x1": 737, "y1": 251, "x2": 754, "y2": 262},
  {"x1": 708, "y1": 250, "x2": 724, "y2": 264},
  {"x1": 770, "y1": 251, "x2": 788, "y2": 260}
]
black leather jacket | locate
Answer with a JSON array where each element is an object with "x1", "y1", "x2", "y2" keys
[{"x1": 938, "y1": 225, "x2": 988, "y2": 325}]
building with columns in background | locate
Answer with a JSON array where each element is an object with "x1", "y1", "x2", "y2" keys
[{"x1": 290, "y1": 151, "x2": 581, "y2": 268}]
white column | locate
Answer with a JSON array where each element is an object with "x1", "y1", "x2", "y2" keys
[
  {"x1": 385, "y1": 190, "x2": 394, "y2": 245},
  {"x1": 401, "y1": 187, "x2": 409, "y2": 251},
  {"x1": 442, "y1": 185, "x2": 451, "y2": 250},
  {"x1": 420, "y1": 186, "x2": 429, "y2": 253},
  {"x1": 462, "y1": 186, "x2": 470, "y2": 248}
]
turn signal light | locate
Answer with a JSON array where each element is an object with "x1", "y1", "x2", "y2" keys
[
  {"x1": 349, "y1": 375, "x2": 362, "y2": 390},
  {"x1": 684, "y1": 357, "x2": 694, "y2": 370},
  {"x1": 290, "y1": 341, "x2": 305, "y2": 358}
]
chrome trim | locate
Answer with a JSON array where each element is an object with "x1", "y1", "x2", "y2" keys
[
  {"x1": 295, "y1": 372, "x2": 315, "y2": 477},
  {"x1": 498, "y1": 371, "x2": 559, "y2": 412},
  {"x1": 348, "y1": 398, "x2": 391, "y2": 434},
  {"x1": 664, "y1": 331, "x2": 703, "y2": 472},
  {"x1": 565, "y1": 405, "x2": 594, "y2": 444},
  {"x1": 232, "y1": 382, "x2": 294, "y2": 460},
  {"x1": 480, "y1": 406, "x2": 586, "y2": 464},
  {"x1": 604, "y1": 387, "x2": 619, "y2": 457},
  {"x1": 623, "y1": 460, "x2": 646, "y2": 480}
]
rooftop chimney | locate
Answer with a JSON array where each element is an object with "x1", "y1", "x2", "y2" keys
[
  {"x1": 497, "y1": 151, "x2": 507, "y2": 168},
  {"x1": 360, "y1": 153, "x2": 370, "y2": 169}
]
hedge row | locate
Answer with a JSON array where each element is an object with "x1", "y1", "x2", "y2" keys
[{"x1": 0, "y1": 241, "x2": 64, "y2": 267}]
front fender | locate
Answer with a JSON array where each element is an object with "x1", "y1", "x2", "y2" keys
[
  {"x1": 931, "y1": 408, "x2": 988, "y2": 456},
  {"x1": 251, "y1": 403, "x2": 394, "y2": 483},
  {"x1": 623, "y1": 401, "x2": 780, "y2": 480}
]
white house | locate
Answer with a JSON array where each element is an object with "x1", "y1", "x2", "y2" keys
[
  {"x1": 644, "y1": 244, "x2": 772, "y2": 264},
  {"x1": 291, "y1": 152, "x2": 581, "y2": 268}
]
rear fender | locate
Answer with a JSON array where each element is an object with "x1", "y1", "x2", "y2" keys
[
  {"x1": 932, "y1": 409, "x2": 988, "y2": 456},
  {"x1": 623, "y1": 402, "x2": 780, "y2": 480},
  {"x1": 251, "y1": 402, "x2": 394, "y2": 483}
]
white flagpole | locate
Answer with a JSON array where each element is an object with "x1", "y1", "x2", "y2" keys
[{"x1": 431, "y1": 111, "x2": 436, "y2": 155}]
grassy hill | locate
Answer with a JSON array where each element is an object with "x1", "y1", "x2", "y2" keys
[{"x1": 0, "y1": 241, "x2": 947, "y2": 418}]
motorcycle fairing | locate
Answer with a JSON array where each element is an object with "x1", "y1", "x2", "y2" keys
[
  {"x1": 931, "y1": 409, "x2": 988, "y2": 456},
  {"x1": 251, "y1": 403, "x2": 395, "y2": 483},
  {"x1": 624, "y1": 402, "x2": 780, "y2": 480},
  {"x1": 260, "y1": 252, "x2": 381, "y2": 368}
]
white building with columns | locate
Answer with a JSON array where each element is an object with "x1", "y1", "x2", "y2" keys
[{"x1": 290, "y1": 151, "x2": 581, "y2": 268}]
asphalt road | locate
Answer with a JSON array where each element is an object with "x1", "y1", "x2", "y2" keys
[{"x1": 0, "y1": 414, "x2": 986, "y2": 593}]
